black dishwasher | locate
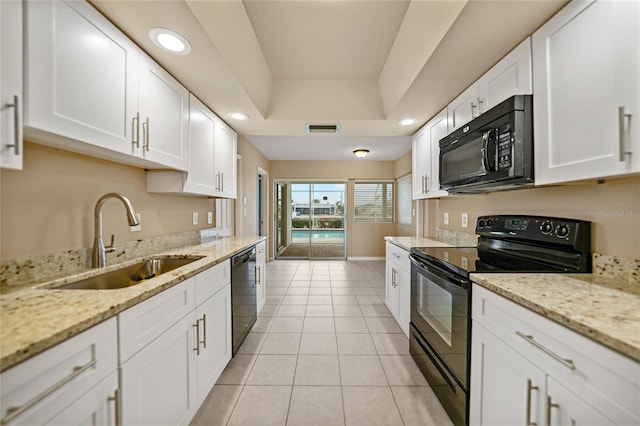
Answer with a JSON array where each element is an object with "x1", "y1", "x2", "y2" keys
[{"x1": 231, "y1": 246, "x2": 257, "y2": 355}]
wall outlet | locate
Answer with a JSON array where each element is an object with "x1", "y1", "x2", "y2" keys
[
  {"x1": 461, "y1": 256, "x2": 468, "y2": 269},
  {"x1": 461, "y1": 213, "x2": 469, "y2": 228},
  {"x1": 444, "y1": 212, "x2": 449, "y2": 225},
  {"x1": 192, "y1": 212, "x2": 198, "y2": 225},
  {"x1": 130, "y1": 213, "x2": 142, "y2": 232},
  {"x1": 207, "y1": 211, "x2": 213, "y2": 224}
]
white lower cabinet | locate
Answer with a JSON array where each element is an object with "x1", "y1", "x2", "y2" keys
[
  {"x1": 385, "y1": 242, "x2": 410, "y2": 337},
  {"x1": 120, "y1": 311, "x2": 198, "y2": 426},
  {"x1": 119, "y1": 261, "x2": 232, "y2": 425},
  {"x1": 0, "y1": 318, "x2": 118, "y2": 426},
  {"x1": 471, "y1": 284, "x2": 640, "y2": 426},
  {"x1": 194, "y1": 284, "x2": 232, "y2": 405},
  {"x1": 256, "y1": 241, "x2": 267, "y2": 314}
]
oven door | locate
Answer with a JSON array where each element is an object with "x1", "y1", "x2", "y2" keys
[{"x1": 409, "y1": 254, "x2": 470, "y2": 389}]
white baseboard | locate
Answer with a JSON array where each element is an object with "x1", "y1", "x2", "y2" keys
[{"x1": 347, "y1": 256, "x2": 385, "y2": 260}]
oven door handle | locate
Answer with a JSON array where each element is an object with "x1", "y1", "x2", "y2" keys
[{"x1": 410, "y1": 255, "x2": 469, "y2": 289}]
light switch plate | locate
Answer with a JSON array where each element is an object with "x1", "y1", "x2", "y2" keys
[
  {"x1": 207, "y1": 212, "x2": 213, "y2": 224},
  {"x1": 444, "y1": 212, "x2": 449, "y2": 225},
  {"x1": 461, "y1": 213, "x2": 469, "y2": 228},
  {"x1": 193, "y1": 212, "x2": 198, "y2": 225}
]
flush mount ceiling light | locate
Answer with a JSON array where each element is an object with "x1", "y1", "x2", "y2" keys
[
  {"x1": 353, "y1": 149, "x2": 369, "y2": 159},
  {"x1": 228, "y1": 112, "x2": 250, "y2": 121},
  {"x1": 149, "y1": 28, "x2": 191, "y2": 55},
  {"x1": 399, "y1": 118, "x2": 417, "y2": 126}
]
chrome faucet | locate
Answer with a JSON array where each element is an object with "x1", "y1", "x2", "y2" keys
[{"x1": 92, "y1": 193, "x2": 140, "y2": 268}]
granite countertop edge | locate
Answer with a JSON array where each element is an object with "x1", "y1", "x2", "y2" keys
[
  {"x1": 470, "y1": 273, "x2": 640, "y2": 363},
  {"x1": 383, "y1": 236, "x2": 456, "y2": 251},
  {"x1": 0, "y1": 236, "x2": 266, "y2": 372}
]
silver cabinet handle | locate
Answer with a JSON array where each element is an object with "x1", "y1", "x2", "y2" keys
[
  {"x1": 142, "y1": 117, "x2": 150, "y2": 151},
  {"x1": 516, "y1": 331, "x2": 575, "y2": 369},
  {"x1": 477, "y1": 98, "x2": 483, "y2": 115},
  {"x1": 452, "y1": 110, "x2": 456, "y2": 128},
  {"x1": 200, "y1": 314, "x2": 207, "y2": 349},
  {"x1": 193, "y1": 320, "x2": 201, "y2": 355},
  {"x1": 425, "y1": 175, "x2": 430, "y2": 193},
  {"x1": 526, "y1": 379, "x2": 539, "y2": 426},
  {"x1": 0, "y1": 358, "x2": 97, "y2": 425},
  {"x1": 256, "y1": 266, "x2": 261, "y2": 285},
  {"x1": 221, "y1": 172, "x2": 224, "y2": 192},
  {"x1": 471, "y1": 101, "x2": 477, "y2": 118},
  {"x1": 5, "y1": 95, "x2": 20, "y2": 155},
  {"x1": 619, "y1": 106, "x2": 632, "y2": 161},
  {"x1": 546, "y1": 396, "x2": 559, "y2": 426},
  {"x1": 108, "y1": 389, "x2": 120, "y2": 426},
  {"x1": 132, "y1": 112, "x2": 140, "y2": 148}
]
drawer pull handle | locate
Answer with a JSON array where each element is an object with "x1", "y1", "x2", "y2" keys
[
  {"x1": 546, "y1": 396, "x2": 560, "y2": 426},
  {"x1": 200, "y1": 314, "x2": 207, "y2": 349},
  {"x1": 193, "y1": 321, "x2": 201, "y2": 355},
  {"x1": 619, "y1": 106, "x2": 632, "y2": 161},
  {"x1": 1, "y1": 359, "x2": 97, "y2": 425},
  {"x1": 5, "y1": 95, "x2": 20, "y2": 155},
  {"x1": 516, "y1": 331, "x2": 575, "y2": 370}
]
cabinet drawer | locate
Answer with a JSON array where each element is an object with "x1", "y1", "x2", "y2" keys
[
  {"x1": 385, "y1": 242, "x2": 410, "y2": 271},
  {"x1": 0, "y1": 318, "x2": 117, "y2": 425},
  {"x1": 195, "y1": 261, "x2": 230, "y2": 307},
  {"x1": 119, "y1": 278, "x2": 195, "y2": 363},
  {"x1": 472, "y1": 284, "x2": 640, "y2": 424}
]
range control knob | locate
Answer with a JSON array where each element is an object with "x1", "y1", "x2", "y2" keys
[
  {"x1": 556, "y1": 224, "x2": 570, "y2": 238},
  {"x1": 540, "y1": 221, "x2": 553, "y2": 234},
  {"x1": 486, "y1": 218, "x2": 494, "y2": 228},
  {"x1": 478, "y1": 219, "x2": 486, "y2": 228}
]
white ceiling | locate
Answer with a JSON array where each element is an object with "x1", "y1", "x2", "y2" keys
[{"x1": 90, "y1": 0, "x2": 567, "y2": 161}]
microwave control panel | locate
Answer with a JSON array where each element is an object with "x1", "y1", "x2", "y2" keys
[{"x1": 497, "y1": 125, "x2": 512, "y2": 170}]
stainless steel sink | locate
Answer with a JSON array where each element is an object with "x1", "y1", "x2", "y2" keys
[{"x1": 54, "y1": 256, "x2": 204, "y2": 290}]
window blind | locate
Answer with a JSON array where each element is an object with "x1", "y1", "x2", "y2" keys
[
  {"x1": 354, "y1": 181, "x2": 394, "y2": 223},
  {"x1": 397, "y1": 174, "x2": 412, "y2": 225}
]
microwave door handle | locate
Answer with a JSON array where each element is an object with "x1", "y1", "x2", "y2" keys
[
  {"x1": 482, "y1": 129, "x2": 497, "y2": 172},
  {"x1": 481, "y1": 131, "x2": 490, "y2": 173}
]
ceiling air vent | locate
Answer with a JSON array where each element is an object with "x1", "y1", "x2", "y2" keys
[{"x1": 306, "y1": 124, "x2": 340, "y2": 134}]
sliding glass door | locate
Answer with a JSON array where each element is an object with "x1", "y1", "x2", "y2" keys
[{"x1": 275, "y1": 181, "x2": 346, "y2": 259}]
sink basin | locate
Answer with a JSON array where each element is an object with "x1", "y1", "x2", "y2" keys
[{"x1": 54, "y1": 256, "x2": 204, "y2": 290}]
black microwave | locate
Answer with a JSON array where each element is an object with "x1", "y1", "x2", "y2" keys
[{"x1": 439, "y1": 95, "x2": 533, "y2": 193}]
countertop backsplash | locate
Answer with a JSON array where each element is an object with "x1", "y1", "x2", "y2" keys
[{"x1": 0, "y1": 228, "x2": 219, "y2": 292}]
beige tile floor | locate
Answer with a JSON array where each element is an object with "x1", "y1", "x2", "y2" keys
[{"x1": 191, "y1": 260, "x2": 453, "y2": 426}]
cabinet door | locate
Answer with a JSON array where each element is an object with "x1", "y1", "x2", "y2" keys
[
  {"x1": 533, "y1": 0, "x2": 640, "y2": 184},
  {"x1": 396, "y1": 265, "x2": 410, "y2": 338},
  {"x1": 213, "y1": 118, "x2": 238, "y2": 198},
  {"x1": 195, "y1": 285, "x2": 232, "y2": 404},
  {"x1": 426, "y1": 108, "x2": 449, "y2": 197},
  {"x1": 121, "y1": 312, "x2": 198, "y2": 426},
  {"x1": 0, "y1": 0, "x2": 22, "y2": 170},
  {"x1": 385, "y1": 262, "x2": 400, "y2": 320},
  {"x1": 45, "y1": 372, "x2": 118, "y2": 426},
  {"x1": 138, "y1": 54, "x2": 189, "y2": 171},
  {"x1": 470, "y1": 322, "x2": 546, "y2": 426},
  {"x1": 478, "y1": 37, "x2": 532, "y2": 113},
  {"x1": 546, "y1": 376, "x2": 614, "y2": 426},
  {"x1": 185, "y1": 95, "x2": 216, "y2": 195},
  {"x1": 412, "y1": 129, "x2": 430, "y2": 200},
  {"x1": 256, "y1": 241, "x2": 267, "y2": 313},
  {"x1": 24, "y1": 0, "x2": 138, "y2": 156},
  {"x1": 448, "y1": 83, "x2": 479, "y2": 131}
]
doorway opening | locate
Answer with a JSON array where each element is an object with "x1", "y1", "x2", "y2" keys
[{"x1": 275, "y1": 181, "x2": 346, "y2": 259}]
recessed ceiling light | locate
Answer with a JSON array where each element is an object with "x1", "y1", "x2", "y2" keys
[
  {"x1": 149, "y1": 28, "x2": 191, "y2": 55},
  {"x1": 353, "y1": 149, "x2": 369, "y2": 159},
  {"x1": 399, "y1": 118, "x2": 416, "y2": 126},
  {"x1": 228, "y1": 112, "x2": 250, "y2": 121}
]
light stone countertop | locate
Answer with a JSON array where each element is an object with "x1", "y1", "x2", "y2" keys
[
  {"x1": 0, "y1": 236, "x2": 265, "y2": 372},
  {"x1": 471, "y1": 273, "x2": 640, "y2": 362},
  {"x1": 384, "y1": 236, "x2": 460, "y2": 251}
]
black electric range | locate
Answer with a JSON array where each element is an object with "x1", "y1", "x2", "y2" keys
[{"x1": 408, "y1": 215, "x2": 592, "y2": 426}]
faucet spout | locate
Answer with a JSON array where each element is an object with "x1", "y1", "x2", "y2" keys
[{"x1": 92, "y1": 193, "x2": 140, "y2": 268}]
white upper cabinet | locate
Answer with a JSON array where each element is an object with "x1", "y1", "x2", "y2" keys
[
  {"x1": 24, "y1": 0, "x2": 138, "y2": 157},
  {"x1": 448, "y1": 37, "x2": 532, "y2": 131},
  {"x1": 213, "y1": 116, "x2": 238, "y2": 199},
  {"x1": 0, "y1": 0, "x2": 23, "y2": 170},
  {"x1": 478, "y1": 38, "x2": 532, "y2": 113},
  {"x1": 24, "y1": 0, "x2": 189, "y2": 171},
  {"x1": 137, "y1": 53, "x2": 189, "y2": 171},
  {"x1": 533, "y1": 0, "x2": 640, "y2": 184},
  {"x1": 412, "y1": 108, "x2": 448, "y2": 199},
  {"x1": 185, "y1": 94, "x2": 216, "y2": 195}
]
